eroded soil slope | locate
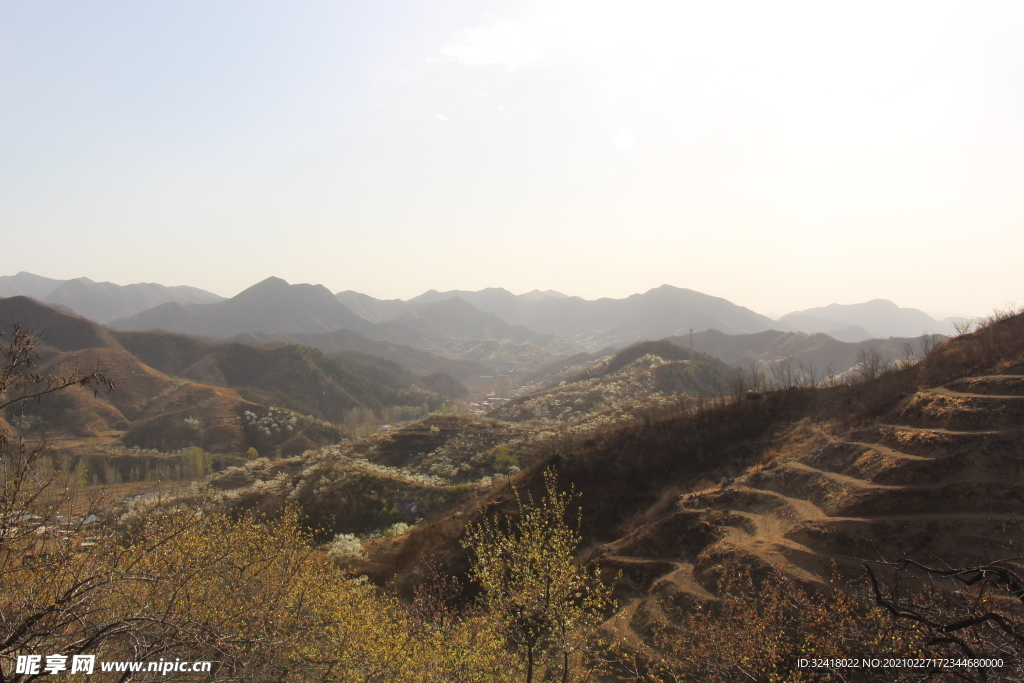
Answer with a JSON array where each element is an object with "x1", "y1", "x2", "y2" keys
[{"x1": 599, "y1": 355, "x2": 1024, "y2": 643}]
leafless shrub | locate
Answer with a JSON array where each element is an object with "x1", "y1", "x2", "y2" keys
[
  {"x1": 976, "y1": 301, "x2": 1024, "y2": 332},
  {"x1": 952, "y1": 319, "x2": 975, "y2": 337}
]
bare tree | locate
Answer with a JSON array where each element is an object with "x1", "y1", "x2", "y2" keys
[
  {"x1": 1, "y1": 323, "x2": 113, "y2": 553},
  {"x1": 822, "y1": 362, "x2": 840, "y2": 387},
  {"x1": 1, "y1": 324, "x2": 114, "y2": 680},
  {"x1": 865, "y1": 558, "x2": 1024, "y2": 681},
  {"x1": 796, "y1": 360, "x2": 819, "y2": 388},
  {"x1": 920, "y1": 333, "x2": 941, "y2": 358},
  {"x1": 855, "y1": 347, "x2": 887, "y2": 382},
  {"x1": 746, "y1": 360, "x2": 765, "y2": 395},
  {"x1": 769, "y1": 356, "x2": 798, "y2": 391},
  {"x1": 729, "y1": 366, "x2": 748, "y2": 402}
]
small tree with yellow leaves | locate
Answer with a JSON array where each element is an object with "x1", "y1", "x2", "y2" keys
[{"x1": 462, "y1": 468, "x2": 614, "y2": 683}]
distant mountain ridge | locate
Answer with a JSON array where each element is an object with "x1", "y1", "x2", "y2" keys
[
  {"x1": 108, "y1": 278, "x2": 565, "y2": 369},
  {"x1": 340, "y1": 284, "x2": 785, "y2": 349},
  {"x1": 0, "y1": 272, "x2": 64, "y2": 299},
  {"x1": 391, "y1": 297, "x2": 551, "y2": 345},
  {"x1": 4, "y1": 272, "x2": 974, "y2": 365},
  {"x1": 780, "y1": 299, "x2": 964, "y2": 340},
  {"x1": 333, "y1": 287, "x2": 569, "y2": 324},
  {"x1": 109, "y1": 277, "x2": 368, "y2": 337},
  {"x1": 0, "y1": 272, "x2": 224, "y2": 323}
]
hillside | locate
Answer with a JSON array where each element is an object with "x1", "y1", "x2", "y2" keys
[
  {"x1": 16, "y1": 344, "x2": 345, "y2": 457},
  {"x1": 0, "y1": 295, "x2": 126, "y2": 352},
  {"x1": 206, "y1": 414, "x2": 536, "y2": 537},
  {"x1": 0, "y1": 297, "x2": 458, "y2": 425},
  {"x1": 0, "y1": 298, "x2": 460, "y2": 454},
  {"x1": 672, "y1": 328, "x2": 947, "y2": 378},
  {"x1": 21, "y1": 293, "x2": 1020, "y2": 678},
  {"x1": 229, "y1": 328, "x2": 494, "y2": 379},
  {"x1": 392, "y1": 297, "x2": 551, "y2": 345},
  {"x1": 491, "y1": 340, "x2": 734, "y2": 423},
  {"x1": 336, "y1": 307, "x2": 1024, "y2": 673},
  {"x1": 115, "y1": 329, "x2": 462, "y2": 419},
  {"x1": 594, "y1": 320, "x2": 1024, "y2": 658},
  {"x1": 330, "y1": 350, "x2": 468, "y2": 399},
  {"x1": 160, "y1": 343, "x2": 453, "y2": 423}
]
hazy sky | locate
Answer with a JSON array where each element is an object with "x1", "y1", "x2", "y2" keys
[{"x1": 1, "y1": 0, "x2": 1021, "y2": 317}]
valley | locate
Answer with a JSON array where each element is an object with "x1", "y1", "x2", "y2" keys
[
  {"x1": 1, "y1": 276, "x2": 1020, "y2": 682},
  {"x1": 5, "y1": 4, "x2": 1018, "y2": 677}
]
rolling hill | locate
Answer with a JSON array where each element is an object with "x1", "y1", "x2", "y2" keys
[
  {"x1": 491, "y1": 339, "x2": 736, "y2": 423},
  {"x1": 228, "y1": 328, "x2": 494, "y2": 380},
  {"x1": 0, "y1": 297, "x2": 464, "y2": 454}
]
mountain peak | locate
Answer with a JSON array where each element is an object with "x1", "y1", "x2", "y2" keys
[
  {"x1": 233, "y1": 277, "x2": 297, "y2": 301},
  {"x1": 520, "y1": 289, "x2": 568, "y2": 300},
  {"x1": 249, "y1": 276, "x2": 290, "y2": 289}
]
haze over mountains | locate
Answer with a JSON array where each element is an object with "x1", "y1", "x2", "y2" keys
[
  {"x1": 0, "y1": 271, "x2": 224, "y2": 324},
  {"x1": 111, "y1": 277, "x2": 368, "y2": 338},
  {"x1": 0, "y1": 280, "x2": 959, "y2": 459},
  {"x1": 105, "y1": 277, "x2": 787, "y2": 350},
  {"x1": 1, "y1": 273, "x2": 968, "y2": 367},
  {"x1": 778, "y1": 299, "x2": 966, "y2": 341}
]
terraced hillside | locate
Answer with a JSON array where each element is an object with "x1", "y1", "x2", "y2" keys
[{"x1": 598, "y1": 355, "x2": 1024, "y2": 645}]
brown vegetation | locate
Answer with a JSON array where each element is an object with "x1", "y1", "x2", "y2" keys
[{"x1": 5, "y1": 303, "x2": 1024, "y2": 681}]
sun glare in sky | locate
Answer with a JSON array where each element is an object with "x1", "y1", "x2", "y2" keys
[{"x1": 0, "y1": 0, "x2": 1020, "y2": 316}]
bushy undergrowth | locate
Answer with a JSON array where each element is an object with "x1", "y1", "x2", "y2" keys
[{"x1": 2, "y1": 509, "x2": 518, "y2": 682}]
